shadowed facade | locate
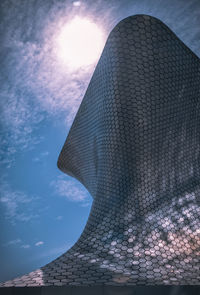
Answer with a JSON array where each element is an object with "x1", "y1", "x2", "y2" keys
[{"x1": 1, "y1": 14, "x2": 200, "y2": 287}]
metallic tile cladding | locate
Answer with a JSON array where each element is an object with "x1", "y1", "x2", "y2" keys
[{"x1": 1, "y1": 14, "x2": 200, "y2": 287}]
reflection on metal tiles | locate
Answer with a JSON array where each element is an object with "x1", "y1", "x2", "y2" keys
[{"x1": 1, "y1": 14, "x2": 200, "y2": 287}]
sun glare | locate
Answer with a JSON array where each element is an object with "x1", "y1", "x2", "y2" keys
[{"x1": 56, "y1": 17, "x2": 104, "y2": 70}]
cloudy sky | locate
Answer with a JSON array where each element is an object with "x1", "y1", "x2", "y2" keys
[{"x1": 0, "y1": 0, "x2": 200, "y2": 282}]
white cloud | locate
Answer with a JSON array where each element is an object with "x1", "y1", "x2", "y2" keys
[
  {"x1": 1, "y1": 0, "x2": 200, "y2": 171},
  {"x1": 73, "y1": 1, "x2": 81, "y2": 6},
  {"x1": 14, "y1": 213, "x2": 39, "y2": 222},
  {"x1": 3, "y1": 239, "x2": 21, "y2": 247},
  {"x1": 0, "y1": 85, "x2": 44, "y2": 168},
  {"x1": 50, "y1": 175, "x2": 90, "y2": 203},
  {"x1": 35, "y1": 241, "x2": 44, "y2": 246},
  {"x1": 0, "y1": 178, "x2": 39, "y2": 224},
  {"x1": 0, "y1": 1, "x2": 108, "y2": 169},
  {"x1": 21, "y1": 244, "x2": 30, "y2": 249},
  {"x1": 32, "y1": 151, "x2": 50, "y2": 163},
  {"x1": 0, "y1": 18, "x2": 96, "y2": 168}
]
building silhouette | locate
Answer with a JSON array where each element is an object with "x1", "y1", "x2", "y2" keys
[{"x1": 1, "y1": 15, "x2": 200, "y2": 291}]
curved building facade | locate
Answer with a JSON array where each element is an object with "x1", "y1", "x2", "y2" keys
[{"x1": 1, "y1": 14, "x2": 200, "y2": 287}]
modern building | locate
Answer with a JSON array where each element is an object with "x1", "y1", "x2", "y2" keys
[{"x1": 1, "y1": 14, "x2": 200, "y2": 293}]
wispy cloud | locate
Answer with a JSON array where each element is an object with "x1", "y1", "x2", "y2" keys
[
  {"x1": 73, "y1": 1, "x2": 81, "y2": 6},
  {"x1": 35, "y1": 241, "x2": 44, "y2": 247},
  {"x1": 32, "y1": 151, "x2": 49, "y2": 163},
  {"x1": 0, "y1": 178, "x2": 39, "y2": 224},
  {"x1": 0, "y1": 0, "x2": 109, "y2": 169},
  {"x1": 21, "y1": 244, "x2": 30, "y2": 249},
  {"x1": 2, "y1": 239, "x2": 21, "y2": 247},
  {"x1": 0, "y1": 86, "x2": 44, "y2": 168},
  {"x1": 2, "y1": 239, "x2": 32, "y2": 250},
  {"x1": 0, "y1": 3, "x2": 100, "y2": 168},
  {"x1": 1, "y1": 0, "x2": 200, "y2": 171},
  {"x1": 2, "y1": 239, "x2": 31, "y2": 250},
  {"x1": 50, "y1": 175, "x2": 91, "y2": 203}
]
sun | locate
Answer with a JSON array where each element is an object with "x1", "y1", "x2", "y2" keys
[{"x1": 56, "y1": 17, "x2": 104, "y2": 70}]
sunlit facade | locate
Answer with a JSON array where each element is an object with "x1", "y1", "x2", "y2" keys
[{"x1": 1, "y1": 14, "x2": 200, "y2": 289}]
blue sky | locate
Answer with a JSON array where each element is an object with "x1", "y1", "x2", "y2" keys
[{"x1": 0, "y1": 0, "x2": 200, "y2": 282}]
